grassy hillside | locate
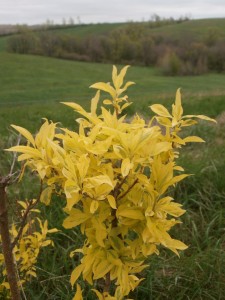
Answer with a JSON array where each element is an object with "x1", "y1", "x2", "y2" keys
[
  {"x1": 1, "y1": 18, "x2": 225, "y2": 52},
  {"x1": 0, "y1": 52, "x2": 225, "y2": 136},
  {"x1": 51, "y1": 22, "x2": 125, "y2": 37},
  {"x1": 0, "y1": 36, "x2": 8, "y2": 52},
  {"x1": 150, "y1": 18, "x2": 225, "y2": 40}
]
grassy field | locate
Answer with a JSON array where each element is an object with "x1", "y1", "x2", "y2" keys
[
  {"x1": 0, "y1": 52, "x2": 225, "y2": 136},
  {"x1": 150, "y1": 18, "x2": 225, "y2": 40},
  {"x1": 0, "y1": 20, "x2": 225, "y2": 299}
]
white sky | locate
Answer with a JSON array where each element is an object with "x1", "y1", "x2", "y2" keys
[{"x1": 0, "y1": 0, "x2": 225, "y2": 25}]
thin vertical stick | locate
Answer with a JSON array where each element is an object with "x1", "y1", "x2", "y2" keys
[{"x1": 0, "y1": 181, "x2": 21, "y2": 300}]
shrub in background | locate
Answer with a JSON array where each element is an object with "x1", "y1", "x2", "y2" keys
[{"x1": 6, "y1": 21, "x2": 225, "y2": 75}]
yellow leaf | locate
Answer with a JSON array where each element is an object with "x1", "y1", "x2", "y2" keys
[
  {"x1": 92, "y1": 289, "x2": 104, "y2": 300},
  {"x1": 92, "y1": 217, "x2": 108, "y2": 247},
  {"x1": 173, "y1": 88, "x2": 183, "y2": 120},
  {"x1": 62, "y1": 102, "x2": 99, "y2": 124},
  {"x1": 107, "y1": 195, "x2": 117, "y2": 209},
  {"x1": 183, "y1": 115, "x2": 216, "y2": 123},
  {"x1": 40, "y1": 186, "x2": 52, "y2": 206},
  {"x1": 175, "y1": 88, "x2": 182, "y2": 107},
  {"x1": 173, "y1": 166, "x2": 184, "y2": 171},
  {"x1": 85, "y1": 175, "x2": 114, "y2": 189},
  {"x1": 70, "y1": 265, "x2": 84, "y2": 286},
  {"x1": 169, "y1": 174, "x2": 190, "y2": 186},
  {"x1": 156, "y1": 197, "x2": 185, "y2": 217},
  {"x1": 1, "y1": 282, "x2": 10, "y2": 290},
  {"x1": 62, "y1": 102, "x2": 84, "y2": 113},
  {"x1": 63, "y1": 209, "x2": 90, "y2": 229},
  {"x1": 119, "y1": 81, "x2": 135, "y2": 95},
  {"x1": 142, "y1": 244, "x2": 157, "y2": 257},
  {"x1": 27, "y1": 270, "x2": 37, "y2": 277},
  {"x1": 172, "y1": 135, "x2": 186, "y2": 145},
  {"x1": 77, "y1": 154, "x2": 90, "y2": 181},
  {"x1": 121, "y1": 102, "x2": 132, "y2": 111},
  {"x1": 121, "y1": 158, "x2": 133, "y2": 177},
  {"x1": 155, "y1": 116, "x2": 172, "y2": 127},
  {"x1": 93, "y1": 260, "x2": 113, "y2": 279},
  {"x1": 17, "y1": 201, "x2": 28, "y2": 210},
  {"x1": 112, "y1": 65, "x2": 118, "y2": 86},
  {"x1": 181, "y1": 119, "x2": 198, "y2": 127},
  {"x1": 150, "y1": 104, "x2": 172, "y2": 118},
  {"x1": 114, "y1": 65, "x2": 130, "y2": 90},
  {"x1": 183, "y1": 136, "x2": 205, "y2": 143},
  {"x1": 6, "y1": 146, "x2": 41, "y2": 158},
  {"x1": 90, "y1": 82, "x2": 116, "y2": 98},
  {"x1": 107, "y1": 249, "x2": 122, "y2": 266},
  {"x1": 72, "y1": 284, "x2": 83, "y2": 300},
  {"x1": 162, "y1": 238, "x2": 188, "y2": 252},
  {"x1": 91, "y1": 91, "x2": 100, "y2": 116},
  {"x1": 109, "y1": 235, "x2": 124, "y2": 251},
  {"x1": 148, "y1": 142, "x2": 172, "y2": 156},
  {"x1": 11, "y1": 125, "x2": 36, "y2": 147},
  {"x1": 117, "y1": 207, "x2": 145, "y2": 220},
  {"x1": 41, "y1": 240, "x2": 52, "y2": 247},
  {"x1": 66, "y1": 193, "x2": 81, "y2": 211},
  {"x1": 103, "y1": 99, "x2": 113, "y2": 105},
  {"x1": 90, "y1": 200, "x2": 99, "y2": 214}
]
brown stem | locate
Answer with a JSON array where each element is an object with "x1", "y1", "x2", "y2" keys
[
  {"x1": 113, "y1": 175, "x2": 127, "y2": 199},
  {"x1": 103, "y1": 272, "x2": 111, "y2": 294},
  {"x1": 9, "y1": 135, "x2": 21, "y2": 177},
  {"x1": 0, "y1": 181, "x2": 21, "y2": 300},
  {"x1": 102, "y1": 175, "x2": 139, "y2": 294},
  {"x1": 11, "y1": 180, "x2": 43, "y2": 250},
  {"x1": 117, "y1": 178, "x2": 138, "y2": 201}
]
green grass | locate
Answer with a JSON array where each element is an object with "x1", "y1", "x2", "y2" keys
[
  {"x1": 0, "y1": 36, "x2": 8, "y2": 52},
  {"x1": 50, "y1": 22, "x2": 125, "y2": 37},
  {"x1": 150, "y1": 18, "x2": 225, "y2": 41},
  {"x1": 0, "y1": 52, "x2": 225, "y2": 136}
]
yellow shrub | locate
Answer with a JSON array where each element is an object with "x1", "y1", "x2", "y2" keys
[{"x1": 8, "y1": 66, "x2": 215, "y2": 299}]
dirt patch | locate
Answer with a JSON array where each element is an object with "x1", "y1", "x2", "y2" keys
[{"x1": 216, "y1": 111, "x2": 225, "y2": 126}]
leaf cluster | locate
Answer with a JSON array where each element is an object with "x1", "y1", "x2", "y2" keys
[{"x1": 0, "y1": 200, "x2": 58, "y2": 297}]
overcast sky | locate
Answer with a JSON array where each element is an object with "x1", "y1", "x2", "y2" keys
[{"x1": 0, "y1": 0, "x2": 225, "y2": 25}]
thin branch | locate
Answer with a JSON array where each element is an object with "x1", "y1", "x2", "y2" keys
[
  {"x1": 113, "y1": 174, "x2": 128, "y2": 199},
  {"x1": 117, "y1": 178, "x2": 139, "y2": 201},
  {"x1": 14, "y1": 259, "x2": 28, "y2": 300},
  {"x1": 9, "y1": 135, "x2": 21, "y2": 177},
  {"x1": 103, "y1": 272, "x2": 111, "y2": 293},
  {"x1": 0, "y1": 182, "x2": 21, "y2": 299},
  {"x1": 11, "y1": 180, "x2": 43, "y2": 250}
]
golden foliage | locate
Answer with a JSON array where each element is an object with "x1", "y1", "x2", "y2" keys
[{"x1": 7, "y1": 65, "x2": 215, "y2": 299}]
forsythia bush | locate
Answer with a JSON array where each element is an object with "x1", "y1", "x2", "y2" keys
[
  {"x1": 0, "y1": 201, "x2": 58, "y2": 297},
  {"x1": 7, "y1": 66, "x2": 215, "y2": 299}
]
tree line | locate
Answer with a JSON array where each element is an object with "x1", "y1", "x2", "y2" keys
[{"x1": 7, "y1": 20, "x2": 225, "y2": 75}]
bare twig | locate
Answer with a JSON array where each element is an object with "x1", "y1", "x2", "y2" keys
[
  {"x1": 0, "y1": 178, "x2": 21, "y2": 300},
  {"x1": 11, "y1": 180, "x2": 43, "y2": 250},
  {"x1": 113, "y1": 174, "x2": 128, "y2": 199},
  {"x1": 103, "y1": 272, "x2": 111, "y2": 293},
  {"x1": 9, "y1": 135, "x2": 21, "y2": 177},
  {"x1": 117, "y1": 178, "x2": 139, "y2": 201}
]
